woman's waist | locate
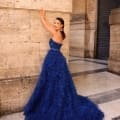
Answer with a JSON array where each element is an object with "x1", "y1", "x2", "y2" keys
[{"x1": 49, "y1": 47, "x2": 60, "y2": 51}]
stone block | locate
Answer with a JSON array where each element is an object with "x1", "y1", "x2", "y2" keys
[
  {"x1": 85, "y1": 29, "x2": 96, "y2": 57},
  {"x1": 0, "y1": 76, "x2": 38, "y2": 115},
  {"x1": 86, "y1": 0, "x2": 97, "y2": 23},
  {"x1": 108, "y1": 8, "x2": 120, "y2": 74},
  {"x1": 0, "y1": 0, "x2": 72, "y2": 12},
  {"x1": 0, "y1": 0, "x2": 14, "y2": 7},
  {"x1": 70, "y1": 29, "x2": 85, "y2": 57},
  {"x1": 72, "y1": 0, "x2": 85, "y2": 14}
]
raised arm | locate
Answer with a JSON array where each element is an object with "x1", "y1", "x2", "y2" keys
[{"x1": 39, "y1": 9, "x2": 56, "y2": 35}]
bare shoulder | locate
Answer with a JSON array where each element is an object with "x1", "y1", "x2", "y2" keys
[{"x1": 52, "y1": 32, "x2": 63, "y2": 44}]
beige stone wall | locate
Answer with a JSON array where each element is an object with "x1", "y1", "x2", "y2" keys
[
  {"x1": 85, "y1": 0, "x2": 98, "y2": 57},
  {"x1": 0, "y1": 0, "x2": 72, "y2": 12},
  {"x1": 72, "y1": 0, "x2": 85, "y2": 14},
  {"x1": 108, "y1": 8, "x2": 120, "y2": 74},
  {"x1": 0, "y1": 0, "x2": 72, "y2": 115},
  {"x1": 70, "y1": 0, "x2": 86, "y2": 57},
  {"x1": 70, "y1": 0, "x2": 97, "y2": 57}
]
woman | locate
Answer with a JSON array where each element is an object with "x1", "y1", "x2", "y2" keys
[{"x1": 23, "y1": 9, "x2": 104, "y2": 120}]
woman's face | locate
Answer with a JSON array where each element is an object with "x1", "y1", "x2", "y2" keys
[{"x1": 53, "y1": 19, "x2": 63, "y2": 31}]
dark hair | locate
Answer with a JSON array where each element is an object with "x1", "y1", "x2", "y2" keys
[{"x1": 56, "y1": 17, "x2": 66, "y2": 40}]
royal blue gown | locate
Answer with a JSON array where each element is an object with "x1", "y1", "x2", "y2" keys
[{"x1": 23, "y1": 38, "x2": 104, "y2": 120}]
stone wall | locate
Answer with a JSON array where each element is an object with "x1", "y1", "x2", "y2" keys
[
  {"x1": 0, "y1": 0, "x2": 72, "y2": 115},
  {"x1": 108, "y1": 8, "x2": 120, "y2": 74},
  {"x1": 70, "y1": 0, "x2": 86, "y2": 57},
  {"x1": 70, "y1": 0, "x2": 97, "y2": 57},
  {"x1": 85, "y1": 0, "x2": 98, "y2": 57}
]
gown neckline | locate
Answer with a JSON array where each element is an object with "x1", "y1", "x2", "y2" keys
[{"x1": 51, "y1": 38, "x2": 63, "y2": 46}]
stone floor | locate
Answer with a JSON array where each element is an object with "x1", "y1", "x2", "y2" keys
[{"x1": 0, "y1": 56, "x2": 120, "y2": 120}]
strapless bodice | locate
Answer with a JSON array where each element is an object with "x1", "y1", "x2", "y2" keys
[{"x1": 49, "y1": 38, "x2": 62, "y2": 51}]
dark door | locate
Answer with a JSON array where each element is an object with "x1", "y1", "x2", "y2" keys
[{"x1": 96, "y1": 0, "x2": 119, "y2": 60}]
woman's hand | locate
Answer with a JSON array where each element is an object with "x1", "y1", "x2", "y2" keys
[
  {"x1": 39, "y1": 8, "x2": 46, "y2": 18},
  {"x1": 39, "y1": 8, "x2": 56, "y2": 35}
]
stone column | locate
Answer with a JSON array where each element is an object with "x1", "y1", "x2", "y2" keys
[
  {"x1": 108, "y1": 8, "x2": 120, "y2": 74},
  {"x1": 85, "y1": 0, "x2": 98, "y2": 58},
  {"x1": 0, "y1": 0, "x2": 72, "y2": 115},
  {"x1": 70, "y1": 0, "x2": 86, "y2": 57},
  {"x1": 70, "y1": 0, "x2": 98, "y2": 58}
]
